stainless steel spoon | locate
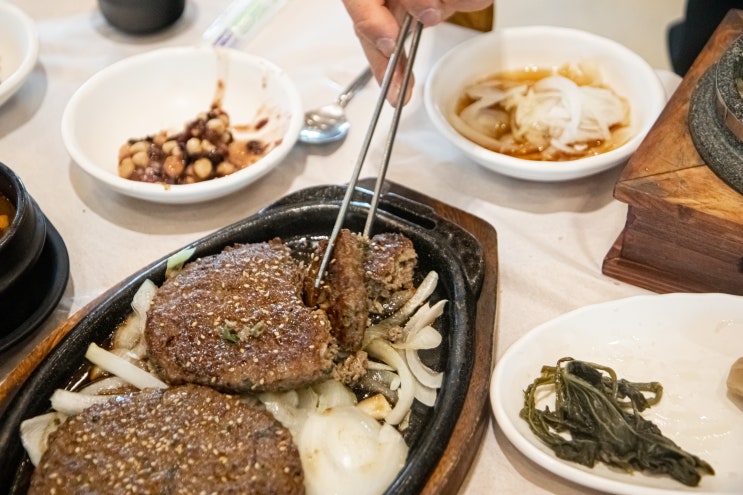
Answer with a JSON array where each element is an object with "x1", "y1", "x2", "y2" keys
[{"x1": 298, "y1": 67, "x2": 373, "y2": 144}]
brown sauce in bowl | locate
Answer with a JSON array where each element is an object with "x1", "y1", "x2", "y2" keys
[{"x1": 0, "y1": 194, "x2": 15, "y2": 238}]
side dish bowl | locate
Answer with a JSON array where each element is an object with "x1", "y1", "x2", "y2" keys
[
  {"x1": 62, "y1": 46, "x2": 303, "y2": 204},
  {"x1": 98, "y1": 0, "x2": 185, "y2": 34},
  {"x1": 0, "y1": 1, "x2": 39, "y2": 108},
  {"x1": 424, "y1": 26, "x2": 666, "y2": 182}
]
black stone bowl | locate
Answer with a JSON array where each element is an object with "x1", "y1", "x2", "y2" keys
[
  {"x1": 0, "y1": 181, "x2": 485, "y2": 495},
  {"x1": 0, "y1": 162, "x2": 70, "y2": 350},
  {"x1": 98, "y1": 0, "x2": 185, "y2": 35},
  {"x1": 0, "y1": 162, "x2": 46, "y2": 297}
]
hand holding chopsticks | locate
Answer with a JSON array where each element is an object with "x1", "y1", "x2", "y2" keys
[{"x1": 313, "y1": 14, "x2": 423, "y2": 289}]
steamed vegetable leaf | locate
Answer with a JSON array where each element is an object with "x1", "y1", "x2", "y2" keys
[{"x1": 520, "y1": 357, "x2": 714, "y2": 487}]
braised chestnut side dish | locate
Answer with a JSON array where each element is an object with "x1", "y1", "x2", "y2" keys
[{"x1": 117, "y1": 104, "x2": 275, "y2": 185}]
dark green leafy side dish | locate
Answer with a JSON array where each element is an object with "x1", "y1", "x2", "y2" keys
[{"x1": 520, "y1": 357, "x2": 715, "y2": 487}]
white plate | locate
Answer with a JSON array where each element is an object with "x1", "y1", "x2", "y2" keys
[
  {"x1": 62, "y1": 46, "x2": 302, "y2": 204},
  {"x1": 491, "y1": 293, "x2": 743, "y2": 494},
  {"x1": 0, "y1": 1, "x2": 39, "y2": 108}
]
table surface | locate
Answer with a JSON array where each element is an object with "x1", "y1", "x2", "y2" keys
[{"x1": 0, "y1": 1, "x2": 688, "y2": 494}]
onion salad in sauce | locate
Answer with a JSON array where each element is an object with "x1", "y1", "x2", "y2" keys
[{"x1": 449, "y1": 63, "x2": 631, "y2": 161}]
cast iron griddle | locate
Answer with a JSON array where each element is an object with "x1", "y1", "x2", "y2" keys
[{"x1": 0, "y1": 180, "x2": 498, "y2": 495}]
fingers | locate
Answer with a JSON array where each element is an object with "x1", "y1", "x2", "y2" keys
[
  {"x1": 342, "y1": 1, "x2": 494, "y2": 105},
  {"x1": 399, "y1": 0, "x2": 445, "y2": 27},
  {"x1": 342, "y1": 0, "x2": 400, "y2": 59},
  {"x1": 341, "y1": 0, "x2": 414, "y2": 105},
  {"x1": 400, "y1": 0, "x2": 493, "y2": 26}
]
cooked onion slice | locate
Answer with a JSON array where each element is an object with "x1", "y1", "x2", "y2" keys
[
  {"x1": 85, "y1": 343, "x2": 167, "y2": 390},
  {"x1": 50, "y1": 389, "x2": 113, "y2": 416},
  {"x1": 20, "y1": 412, "x2": 67, "y2": 466},
  {"x1": 298, "y1": 405, "x2": 408, "y2": 495},
  {"x1": 393, "y1": 325, "x2": 442, "y2": 350},
  {"x1": 78, "y1": 376, "x2": 130, "y2": 395},
  {"x1": 314, "y1": 379, "x2": 357, "y2": 412},
  {"x1": 365, "y1": 339, "x2": 415, "y2": 426},
  {"x1": 110, "y1": 278, "x2": 157, "y2": 359},
  {"x1": 364, "y1": 271, "x2": 439, "y2": 345},
  {"x1": 405, "y1": 347, "x2": 443, "y2": 390},
  {"x1": 413, "y1": 381, "x2": 438, "y2": 407},
  {"x1": 165, "y1": 246, "x2": 196, "y2": 279}
]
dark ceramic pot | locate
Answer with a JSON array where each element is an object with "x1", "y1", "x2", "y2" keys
[
  {"x1": 0, "y1": 162, "x2": 46, "y2": 295},
  {"x1": 98, "y1": 0, "x2": 185, "y2": 35},
  {"x1": 0, "y1": 164, "x2": 69, "y2": 350}
]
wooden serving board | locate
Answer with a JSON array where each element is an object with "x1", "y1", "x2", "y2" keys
[
  {"x1": 603, "y1": 10, "x2": 743, "y2": 294},
  {"x1": 0, "y1": 180, "x2": 498, "y2": 495}
]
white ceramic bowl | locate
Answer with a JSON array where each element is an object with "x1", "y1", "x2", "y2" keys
[
  {"x1": 62, "y1": 46, "x2": 303, "y2": 204},
  {"x1": 0, "y1": 1, "x2": 39, "y2": 108},
  {"x1": 424, "y1": 26, "x2": 666, "y2": 182}
]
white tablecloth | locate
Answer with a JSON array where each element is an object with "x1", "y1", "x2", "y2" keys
[{"x1": 0, "y1": 1, "x2": 665, "y2": 493}]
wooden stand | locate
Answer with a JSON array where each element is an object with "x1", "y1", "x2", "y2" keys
[{"x1": 603, "y1": 10, "x2": 743, "y2": 295}]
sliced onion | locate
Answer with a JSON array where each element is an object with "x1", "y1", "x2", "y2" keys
[
  {"x1": 131, "y1": 278, "x2": 157, "y2": 320},
  {"x1": 89, "y1": 346, "x2": 146, "y2": 381},
  {"x1": 389, "y1": 373, "x2": 401, "y2": 391},
  {"x1": 298, "y1": 406, "x2": 408, "y2": 495},
  {"x1": 112, "y1": 279, "x2": 157, "y2": 354},
  {"x1": 165, "y1": 246, "x2": 196, "y2": 279},
  {"x1": 78, "y1": 376, "x2": 129, "y2": 395},
  {"x1": 413, "y1": 381, "x2": 438, "y2": 407},
  {"x1": 260, "y1": 389, "x2": 299, "y2": 408},
  {"x1": 296, "y1": 386, "x2": 319, "y2": 410},
  {"x1": 20, "y1": 412, "x2": 67, "y2": 466},
  {"x1": 111, "y1": 314, "x2": 141, "y2": 351},
  {"x1": 405, "y1": 347, "x2": 443, "y2": 389},
  {"x1": 259, "y1": 392, "x2": 308, "y2": 438},
  {"x1": 393, "y1": 325, "x2": 442, "y2": 350},
  {"x1": 50, "y1": 389, "x2": 115, "y2": 416},
  {"x1": 85, "y1": 343, "x2": 167, "y2": 390},
  {"x1": 390, "y1": 271, "x2": 438, "y2": 321},
  {"x1": 314, "y1": 379, "x2": 357, "y2": 412},
  {"x1": 365, "y1": 339, "x2": 415, "y2": 425},
  {"x1": 404, "y1": 300, "x2": 446, "y2": 336},
  {"x1": 364, "y1": 271, "x2": 439, "y2": 346},
  {"x1": 365, "y1": 361, "x2": 394, "y2": 372}
]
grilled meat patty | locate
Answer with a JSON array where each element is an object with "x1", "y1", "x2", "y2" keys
[
  {"x1": 306, "y1": 229, "x2": 370, "y2": 353},
  {"x1": 306, "y1": 230, "x2": 418, "y2": 353},
  {"x1": 29, "y1": 384, "x2": 304, "y2": 495},
  {"x1": 145, "y1": 240, "x2": 336, "y2": 393},
  {"x1": 365, "y1": 232, "x2": 417, "y2": 313}
]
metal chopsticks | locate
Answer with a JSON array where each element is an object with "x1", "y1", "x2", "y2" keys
[{"x1": 313, "y1": 14, "x2": 424, "y2": 289}]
